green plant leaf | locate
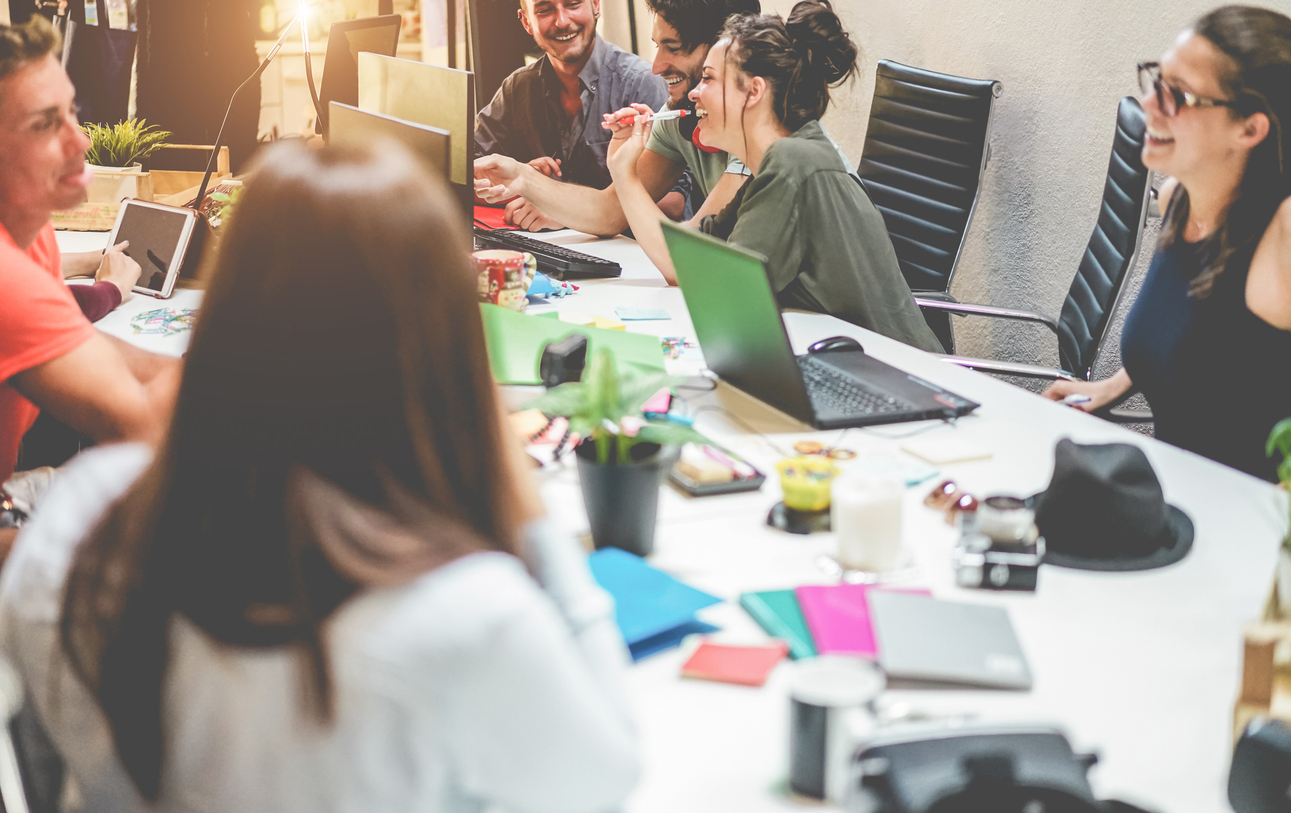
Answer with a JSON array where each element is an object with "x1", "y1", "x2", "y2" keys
[
  {"x1": 636, "y1": 422, "x2": 707, "y2": 448},
  {"x1": 1267, "y1": 418, "x2": 1291, "y2": 461},
  {"x1": 81, "y1": 119, "x2": 173, "y2": 168}
]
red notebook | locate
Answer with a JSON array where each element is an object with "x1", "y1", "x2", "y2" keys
[
  {"x1": 794, "y1": 584, "x2": 930, "y2": 659},
  {"x1": 473, "y1": 205, "x2": 514, "y2": 231},
  {"x1": 680, "y1": 641, "x2": 789, "y2": 687}
]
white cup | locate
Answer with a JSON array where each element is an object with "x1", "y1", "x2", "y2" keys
[{"x1": 831, "y1": 473, "x2": 905, "y2": 572}]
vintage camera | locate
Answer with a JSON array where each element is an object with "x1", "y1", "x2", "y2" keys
[{"x1": 952, "y1": 495, "x2": 1043, "y2": 592}]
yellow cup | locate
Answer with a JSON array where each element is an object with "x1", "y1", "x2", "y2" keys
[{"x1": 776, "y1": 456, "x2": 840, "y2": 512}]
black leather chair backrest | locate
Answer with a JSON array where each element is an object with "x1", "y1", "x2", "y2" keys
[
  {"x1": 859, "y1": 60, "x2": 1001, "y2": 295},
  {"x1": 1055, "y1": 97, "x2": 1152, "y2": 380}
]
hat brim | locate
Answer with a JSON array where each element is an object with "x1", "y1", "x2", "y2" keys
[{"x1": 1040, "y1": 502, "x2": 1194, "y2": 572}]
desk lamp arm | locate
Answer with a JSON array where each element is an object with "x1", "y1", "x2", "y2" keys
[{"x1": 192, "y1": 8, "x2": 308, "y2": 209}]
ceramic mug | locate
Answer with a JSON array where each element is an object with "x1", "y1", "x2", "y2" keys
[
  {"x1": 473, "y1": 249, "x2": 536, "y2": 312},
  {"x1": 788, "y1": 656, "x2": 885, "y2": 803}
]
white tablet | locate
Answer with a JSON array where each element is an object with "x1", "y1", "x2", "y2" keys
[{"x1": 107, "y1": 199, "x2": 201, "y2": 299}]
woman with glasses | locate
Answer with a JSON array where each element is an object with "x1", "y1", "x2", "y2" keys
[
  {"x1": 0, "y1": 140, "x2": 638, "y2": 811},
  {"x1": 1045, "y1": 5, "x2": 1291, "y2": 482}
]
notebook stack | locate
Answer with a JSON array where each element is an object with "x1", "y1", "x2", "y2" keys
[{"x1": 739, "y1": 584, "x2": 1033, "y2": 690}]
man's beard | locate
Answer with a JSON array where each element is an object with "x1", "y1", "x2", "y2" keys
[{"x1": 547, "y1": 28, "x2": 592, "y2": 63}]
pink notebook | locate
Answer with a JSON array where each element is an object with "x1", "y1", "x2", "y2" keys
[{"x1": 795, "y1": 584, "x2": 930, "y2": 659}]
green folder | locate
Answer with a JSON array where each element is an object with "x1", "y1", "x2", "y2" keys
[
  {"x1": 739, "y1": 589, "x2": 817, "y2": 660},
  {"x1": 479, "y1": 304, "x2": 666, "y2": 385}
]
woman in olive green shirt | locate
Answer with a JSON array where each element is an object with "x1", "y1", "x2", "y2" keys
[{"x1": 608, "y1": 1, "x2": 942, "y2": 353}]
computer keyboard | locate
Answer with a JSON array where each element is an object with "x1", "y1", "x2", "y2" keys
[
  {"x1": 798, "y1": 355, "x2": 915, "y2": 417},
  {"x1": 473, "y1": 227, "x2": 622, "y2": 280}
]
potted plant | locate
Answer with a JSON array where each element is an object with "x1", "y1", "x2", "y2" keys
[
  {"x1": 527, "y1": 347, "x2": 703, "y2": 556},
  {"x1": 82, "y1": 119, "x2": 173, "y2": 204},
  {"x1": 1268, "y1": 419, "x2": 1291, "y2": 614}
]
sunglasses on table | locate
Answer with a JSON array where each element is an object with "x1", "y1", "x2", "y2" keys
[{"x1": 1137, "y1": 63, "x2": 1234, "y2": 117}]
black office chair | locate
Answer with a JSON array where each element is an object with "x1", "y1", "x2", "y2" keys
[
  {"x1": 858, "y1": 60, "x2": 1003, "y2": 354},
  {"x1": 915, "y1": 97, "x2": 1153, "y2": 420}
]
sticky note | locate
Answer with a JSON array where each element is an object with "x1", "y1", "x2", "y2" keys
[{"x1": 615, "y1": 307, "x2": 671, "y2": 321}]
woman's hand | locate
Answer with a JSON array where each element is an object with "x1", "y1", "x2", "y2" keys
[
  {"x1": 606, "y1": 106, "x2": 654, "y2": 187},
  {"x1": 604, "y1": 103, "x2": 653, "y2": 168},
  {"x1": 1041, "y1": 369, "x2": 1133, "y2": 413}
]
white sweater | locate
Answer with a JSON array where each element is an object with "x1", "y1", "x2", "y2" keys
[{"x1": 0, "y1": 443, "x2": 638, "y2": 813}]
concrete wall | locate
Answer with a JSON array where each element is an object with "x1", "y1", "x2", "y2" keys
[{"x1": 602, "y1": 0, "x2": 1288, "y2": 380}]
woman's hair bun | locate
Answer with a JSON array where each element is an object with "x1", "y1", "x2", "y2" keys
[{"x1": 785, "y1": 0, "x2": 858, "y2": 85}]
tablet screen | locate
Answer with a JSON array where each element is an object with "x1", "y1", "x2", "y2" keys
[{"x1": 116, "y1": 203, "x2": 190, "y2": 292}]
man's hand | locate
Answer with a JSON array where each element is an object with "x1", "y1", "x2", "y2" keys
[
  {"x1": 505, "y1": 198, "x2": 564, "y2": 232},
  {"x1": 527, "y1": 156, "x2": 562, "y2": 179},
  {"x1": 604, "y1": 103, "x2": 654, "y2": 166},
  {"x1": 474, "y1": 154, "x2": 527, "y2": 203},
  {"x1": 95, "y1": 241, "x2": 142, "y2": 303}
]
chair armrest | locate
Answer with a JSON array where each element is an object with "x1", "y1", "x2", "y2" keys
[
  {"x1": 913, "y1": 298, "x2": 1060, "y2": 337},
  {"x1": 912, "y1": 291, "x2": 959, "y2": 304},
  {"x1": 941, "y1": 356, "x2": 1080, "y2": 382}
]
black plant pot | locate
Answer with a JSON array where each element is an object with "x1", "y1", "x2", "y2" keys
[{"x1": 575, "y1": 439, "x2": 670, "y2": 557}]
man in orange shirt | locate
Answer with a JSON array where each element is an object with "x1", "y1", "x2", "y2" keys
[{"x1": 0, "y1": 18, "x2": 179, "y2": 555}]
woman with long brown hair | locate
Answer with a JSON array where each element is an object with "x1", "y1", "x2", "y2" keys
[
  {"x1": 0, "y1": 140, "x2": 638, "y2": 811},
  {"x1": 1045, "y1": 6, "x2": 1291, "y2": 481}
]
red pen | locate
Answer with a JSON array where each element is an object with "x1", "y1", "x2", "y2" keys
[{"x1": 615, "y1": 109, "x2": 696, "y2": 126}]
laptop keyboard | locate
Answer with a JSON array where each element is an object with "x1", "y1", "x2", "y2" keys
[{"x1": 798, "y1": 355, "x2": 915, "y2": 417}]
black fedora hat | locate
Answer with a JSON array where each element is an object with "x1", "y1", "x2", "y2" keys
[{"x1": 1033, "y1": 439, "x2": 1193, "y2": 572}]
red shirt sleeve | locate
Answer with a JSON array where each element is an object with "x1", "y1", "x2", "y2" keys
[
  {"x1": 69, "y1": 280, "x2": 123, "y2": 323},
  {"x1": 0, "y1": 223, "x2": 96, "y2": 382}
]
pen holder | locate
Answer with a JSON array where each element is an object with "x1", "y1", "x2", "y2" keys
[{"x1": 777, "y1": 456, "x2": 839, "y2": 512}]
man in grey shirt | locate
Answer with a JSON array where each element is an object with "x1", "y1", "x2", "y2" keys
[
  {"x1": 475, "y1": 0, "x2": 684, "y2": 230},
  {"x1": 475, "y1": 0, "x2": 691, "y2": 230}
]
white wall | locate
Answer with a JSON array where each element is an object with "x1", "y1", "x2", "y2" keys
[{"x1": 604, "y1": 0, "x2": 1290, "y2": 373}]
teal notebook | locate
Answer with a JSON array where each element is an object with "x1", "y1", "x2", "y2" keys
[{"x1": 739, "y1": 590, "x2": 817, "y2": 660}]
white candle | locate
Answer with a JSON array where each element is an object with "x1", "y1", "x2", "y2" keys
[{"x1": 831, "y1": 474, "x2": 904, "y2": 572}]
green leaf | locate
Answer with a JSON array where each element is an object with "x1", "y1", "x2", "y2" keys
[
  {"x1": 81, "y1": 119, "x2": 173, "y2": 168},
  {"x1": 1267, "y1": 418, "x2": 1291, "y2": 461},
  {"x1": 620, "y1": 373, "x2": 677, "y2": 415},
  {"x1": 636, "y1": 422, "x2": 707, "y2": 448}
]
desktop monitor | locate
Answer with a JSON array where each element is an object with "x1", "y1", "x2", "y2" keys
[
  {"x1": 357, "y1": 53, "x2": 475, "y2": 210},
  {"x1": 327, "y1": 101, "x2": 451, "y2": 182},
  {"x1": 467, "y1": 0, "x2": 538, "y2": 111},
  {"x1": 316, "y1": 15, "x2": 403, "y2": 137}
]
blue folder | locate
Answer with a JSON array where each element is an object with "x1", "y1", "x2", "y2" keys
[{"x1": 588, "y1": 548, "x2": 722, "y2": 661}]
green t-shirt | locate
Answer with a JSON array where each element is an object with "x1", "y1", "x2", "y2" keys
[
  {"x1": 701, "y1": 120, "x2": 942, "y2": 353},
  {"x1": 645, "y1": 117, "x2": 748, "y2": 199}
]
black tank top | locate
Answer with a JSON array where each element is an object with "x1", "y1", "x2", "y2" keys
[{"x1": 1121, "y1": 225, "x2": 1291, "y2": 482}]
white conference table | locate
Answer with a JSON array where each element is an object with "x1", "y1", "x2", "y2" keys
[{"x1": 66, "y1": 227, "x2": 1291, "y2": 813}]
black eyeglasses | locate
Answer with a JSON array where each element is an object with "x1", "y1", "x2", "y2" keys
[{"x1": 1137, "y1": 63, "x2": 1233, "y2": 117}]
